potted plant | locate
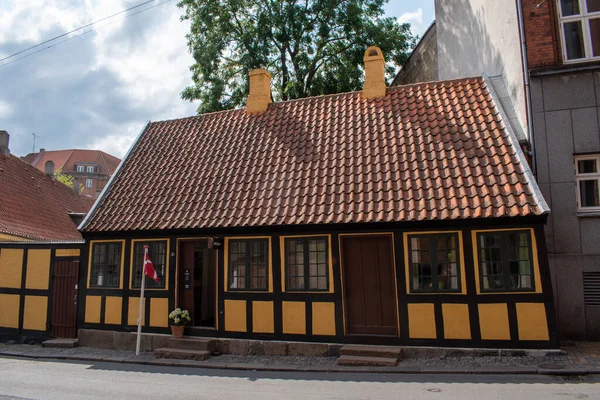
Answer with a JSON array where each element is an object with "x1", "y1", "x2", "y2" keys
[{"x1": 168, "y1": 308, "x2": 191, "y2": 338}]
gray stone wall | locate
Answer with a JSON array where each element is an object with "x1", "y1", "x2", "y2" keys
[
  {"x1": 393, "y1": 23, "x2": 438, "y2": 86},
  {"x1": 531, "y1": 70, "x2": 600, "y2": 340},
  {"x1": 435, "y1": 0, "x2": 528, "y2": 139}
]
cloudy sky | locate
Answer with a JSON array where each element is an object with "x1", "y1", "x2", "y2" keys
[{"x1": 0, "y1": 0, "x2": 434, "y2": 159}]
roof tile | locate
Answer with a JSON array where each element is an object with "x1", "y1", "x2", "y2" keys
[
  {"x1": 83, "y1": 77, "x2": 546, "y2": 232},
  {"x1": 0, "y1": 154, "x2": 93, "y2": 241}
]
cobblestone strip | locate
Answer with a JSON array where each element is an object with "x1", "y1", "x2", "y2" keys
[{"x1": 1, "y1": 343, "x2": 599, "y2": 374}]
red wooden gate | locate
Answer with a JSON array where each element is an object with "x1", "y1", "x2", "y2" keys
[{"x1": 51, "y1": 260, "x2": 79, "y2": 338}]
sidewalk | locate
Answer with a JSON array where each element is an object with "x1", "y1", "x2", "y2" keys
[{"x1": 1, "y1": 342, "x2": 599, "y2": 375}]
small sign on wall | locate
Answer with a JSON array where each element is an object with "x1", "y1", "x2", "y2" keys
[
  {"x1": 184, "y1": 269, "x2": 191, "y2": 289},
  {"x1": 208, "y1": 237, "x2": 223, "y2": 250}
]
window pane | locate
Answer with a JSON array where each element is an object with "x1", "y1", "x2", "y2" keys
[
  {"x1": 564, "y1": 21, "x2": 586, "y2": 59},
  {"x1": 317, "y1": 277, "x2": 327, "y2": 290},
  {"x1": 561, "y1": 0, "x2": 581, "y2": 15},
  {"x1": 286, "y1": 237, "x2": 328, "y2": 291},
  {"x1": 136, "y1": 241, "x2": 167, "y2": 289},
  {"x1": 587, "y1": 0, "x2": 600, "y2": 12},
  {"x1": 479, "y1": 231, "x2": 535, "y2": 292},
  {"x1": 580, "y1": 179, "x2": 600, "y2": 207},
  {"x1": 409, "y1": 234, "x2": 460, "y2": 292},
  {"x1": 590, "y1": 18, "x2": 600, "y2": 56},
  {"x1": 578, "y1": 159, "x2": 598, "y2": 173}
]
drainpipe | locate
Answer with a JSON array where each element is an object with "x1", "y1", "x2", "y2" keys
[{"x1": 517, "y1": 0, "x2": 537, "y2": 175}]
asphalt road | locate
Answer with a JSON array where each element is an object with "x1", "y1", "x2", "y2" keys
[{"x1": 0, "y1": 356, "x2": 599, "y2": 400}]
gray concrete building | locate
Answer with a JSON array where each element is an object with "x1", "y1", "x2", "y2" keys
[{"x1": 396, "y1": 0, "x2": 600, "y2": 340}]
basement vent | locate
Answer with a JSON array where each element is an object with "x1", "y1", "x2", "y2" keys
[{"x1": 583, "y1": 272, "x2": 600, "y2": 306}]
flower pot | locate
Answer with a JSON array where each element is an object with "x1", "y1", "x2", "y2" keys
[{"x1": 171, "y1": 325, "x2": 185, "y2": 338}]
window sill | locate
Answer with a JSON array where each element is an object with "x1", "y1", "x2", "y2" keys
[{"x1": 577, "y1": 211, "x2": 600, "y2": 218}]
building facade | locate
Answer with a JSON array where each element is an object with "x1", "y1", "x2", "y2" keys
[
  {"x1": 77, "y1": 50, "x2": 559, "y2": 349},
  {"x1": 0, "y1": 131, "x2": 91, "y2": 342},
  {"x1": 523, "y1": 0, "x2": 600, "y2": 340},
  {"x1": 398, "y1": 0, "x2": 600, "y2": 341},
  {"x1": 23, "y1": 149, "x2": 121, "y2": 199}
]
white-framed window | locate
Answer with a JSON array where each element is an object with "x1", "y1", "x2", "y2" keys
[
  {"x1": 85, "y1": 179, "x2": 93, "y2": 188},
  {"x1": 86, "y1": 166, "x2": 94, "y2": 173},
  {"x1": 558, "y1": 0, "x2": 600, "y2": 62},
  {"x1": 76, "y1": 165, "x2": 84, "y2": 172},
  {"x1": 575, "y1": 154, "x2": 600, "y2": 211}
]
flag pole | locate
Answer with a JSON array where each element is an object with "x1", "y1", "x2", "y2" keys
[{"x1": 135, "y1": 246, "x2": 148, "y2": 356}]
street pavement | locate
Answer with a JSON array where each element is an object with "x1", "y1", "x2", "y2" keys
[
  {"x1": 0, "y1": 356, "x2": 599, "y2": 400},
  {"x1": 2, "y1": 342, "x2": 600, "y2": 375}
]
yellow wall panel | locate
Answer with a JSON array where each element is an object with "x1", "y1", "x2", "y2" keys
[
  {"x1": 252, "y1": 301, "x2": 274, "y2": 333},
  {"x1": 55, "y1": 249, "x2": 80, "y2": 257},
  {"x1": 408, "y1": 303, "x2": 437, "y2": 339},
  {"x1": 150, "y1": 298, "x2": 169, "y2": 328},
  {"x1": 516, "y1": 303, "x2": 550, "y2": 341},
  {"x1": 0, "y1": 249, "x2": 23, "y2": 288},
  {"x1": 104, "y1": 296, "x2": 122, "y2": 325},
  {"x1": 312, "y1": 302, "x2": 336, "y2": 336},
  {"x1": 442, "y1": 304, "x2": 471, "y2": 339},
  {"x1": 224, "y1": 300, "x2": 247, "y2": 332},
  {"x1": 128, "y1": 297, "x2": 146, "y2": 326},
  {"x1": 85, "y1": 296, "x2": 102, "y2": 324},
  {"x1": 478, "y1": 303, "x2": 511, "y2": 340},
  {"x1": 25, "y1": 249, "x2": 51, "y2": 290},
  {"x1": 23, "y1": 295, "x2": 47, "y2": 331},
  {"x1": 283, "y1": 301, "x2": 306, "y2": 334},
  {"x1": 0, "y1": 294, "x2": 20, "y2": 328}
]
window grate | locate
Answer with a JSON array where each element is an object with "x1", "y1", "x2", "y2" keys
[{"x1": 583, "y1": 272, "x2": 600, "y2": 306}]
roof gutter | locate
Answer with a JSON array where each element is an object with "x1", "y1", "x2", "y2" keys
[
  {"x1": 78, "y1": 121, "x2": 150, "y2": 231},
  {"x1": 516, "y1": 0, "x2": 537, "y2": 175},
  {"x1": 483, "y1": 75, "x2": 550, "y2": 214}
]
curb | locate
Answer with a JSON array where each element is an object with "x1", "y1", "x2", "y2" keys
[{"x1": 0, "y1": 351, "x2": 597, "y2": 376}]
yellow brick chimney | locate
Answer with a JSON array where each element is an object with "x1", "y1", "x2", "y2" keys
[
  {"x1": 362, "y1": 46, "x2": 387, "y2": 99},
  {"x1": 246, "y1": 68, "x2": 272, "y2": 114}
]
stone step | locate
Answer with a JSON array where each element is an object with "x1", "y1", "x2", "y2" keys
[
  {"x1": 154, "y1": 348, "x2": 211, "y2": 361},
  {"x1": 340, "y1": 344, "x2": 402, "y2": 359},
  {"x1": 167, "y1": 337, "x2": 215, "y2": 352},
  {"x1": 42, "y1": 339, "x2": 78, "y2": 348},
  {"x1": 336, "y1": 355, "x2": 399, "y2": 367}
]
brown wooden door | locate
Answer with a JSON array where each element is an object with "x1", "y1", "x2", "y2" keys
[
  {"x1": 51, "y1": 260, "x2": 79, "y2": 338},
  {"x1": 341, "y1": 235, "x2": 398, "y2": 336}
]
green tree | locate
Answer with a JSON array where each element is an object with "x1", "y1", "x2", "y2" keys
[
  {"x1": 55, "y1": 168, "x2": 83, "y2": 193},
  {"x1": 178, "y1": 0, "x2": 415, "y2": 113}
]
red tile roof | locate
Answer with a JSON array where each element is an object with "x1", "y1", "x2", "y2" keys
[
  {"x1": 82, "y1": 77, "x2": 548, "y2": 233},
  {"x1": 0, "y1": 153, "x2": 93, "y2": 241},
  {"x1": 27, "y1": 149, "x2": 121, "y2": 175}
]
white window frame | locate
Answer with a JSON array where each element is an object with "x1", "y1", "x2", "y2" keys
[
  {"x1": 558, "y1": 0, "x2": 600, "y2": 63},
  {"x1": 85, "y1": 178, "x2": 93, "y2": 188},
  {"x1": 86, "y1": 166, "x2": 94, "y2": 173},
  {"x1": 76, "y1": 165, "x2": 84, "y2": 172},
  {"x1": 575, "y1": 154, "x2": 600, "y2": 212}
]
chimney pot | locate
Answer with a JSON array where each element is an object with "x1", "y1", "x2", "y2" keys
[
  {"x1": 246, "y1": 68, "x2": 272, "y2": 114},
  {"x1": 0, "y1": 130, "x2": 9, "y2": 156},
  {"x1": 45, "y1": 160, "x2": 55, "y2": 177},
  {"x1": 362, "y1": 46, "x2": 387, "y2": 99},
  {"x1": 73, "y1": 177, "x2": 81, "y2": 194}
]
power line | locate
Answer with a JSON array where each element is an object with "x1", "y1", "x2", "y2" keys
[{"x1": 0, "y1": 0, "x2": 173, "y2": 67}]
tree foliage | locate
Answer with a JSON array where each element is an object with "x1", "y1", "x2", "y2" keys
[
  {"x1": 55, "y1": 168, "x2": 74, "y2": 188},
  {"x1": 177, "y1": 0, "x2": 415, "y2": 113},
  {"x1": 55, "y1": 168, "x2": 83, "y2": 193}
]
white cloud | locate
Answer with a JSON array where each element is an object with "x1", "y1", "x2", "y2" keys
[
  {"x1": 87, "y1": 125, "x2": 140, "y2": 159},
  {"x1": 0, "y1": 0, "x2": 198, "y2": 157},
  {"x1": 398, "y1": 8, "x2": 424, "y2": 25},
  {"x1": 0, "y1": 100, "x2": 13, "y2": 118}
]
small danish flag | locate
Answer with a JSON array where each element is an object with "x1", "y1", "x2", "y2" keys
[{"x1": 143, "y1": 245, "x2": 160, "y2": 282}]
